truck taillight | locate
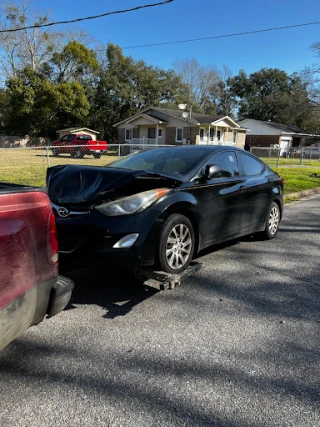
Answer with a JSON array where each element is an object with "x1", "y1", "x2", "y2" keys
[{"x1": 48, "y1": 212, "x2": 59, "y2": 264}]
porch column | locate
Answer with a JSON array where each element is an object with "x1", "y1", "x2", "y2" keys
[
  {"x1": 156, "y1": 124, "x2": 159, "y2": 146},
  {"x1": 208, "y1": 125, "x2": 211, "y2": 145}
]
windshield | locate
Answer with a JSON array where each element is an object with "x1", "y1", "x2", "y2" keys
[{"x1": 107, "y1": 147, "x2": 211, "y2": 177}]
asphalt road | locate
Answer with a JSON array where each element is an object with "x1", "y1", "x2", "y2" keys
[{"x1": 0, "y1": 195, "x2": 319, "y2": 427}]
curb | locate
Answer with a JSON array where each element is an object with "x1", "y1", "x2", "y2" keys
[{"x1": 285, "y1": 186, "x2": 320, "y2": 202}]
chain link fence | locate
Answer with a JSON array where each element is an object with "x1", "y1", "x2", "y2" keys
[
  {"x1": 251, "y1": 146, "x2": 320, "y2": 167},
  {"x1": 1, "y1": 143, "x2": 319, "y2": 187},
  {"x1": 0, "y1": 144, "x2": 170, "y2": 187}
]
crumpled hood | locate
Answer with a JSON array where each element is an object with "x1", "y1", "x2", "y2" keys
[{"x1": 46, "y1": 164, "x2": 181, "y2": 205}]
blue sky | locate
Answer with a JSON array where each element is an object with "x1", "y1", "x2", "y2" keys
[{"x1": 39, "y1": 0, "x2": 320, "y2": 76}]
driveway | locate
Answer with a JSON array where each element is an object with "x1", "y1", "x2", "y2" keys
[{"x1": 0, "y1": 195, "x2": 319, "y2": 427}]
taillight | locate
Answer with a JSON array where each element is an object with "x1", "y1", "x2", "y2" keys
[
  {"x1": 278, "y1": 177, "x2": 285, "y2": 187},
  {"x1": 48, "y1": 212, "x2": 59, "y2": 264}
]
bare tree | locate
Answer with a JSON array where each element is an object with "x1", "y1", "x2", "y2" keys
[
  {"x1": 301, "y1": 42, "x2": 320, "y2": 105},
  {"x1": 173, "y1": 58, "x2": 221, "y2": 113},
  {"x1": 0, "y1": 1, "x2": 55, "y2": 79},
  {"x1": 0, "y1": 0, "x2": 92, "y2": 84}
]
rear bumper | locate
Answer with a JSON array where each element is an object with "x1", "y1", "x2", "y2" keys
[{"x1": 47, "y1": 275, "x2": 74, "y2": 317}]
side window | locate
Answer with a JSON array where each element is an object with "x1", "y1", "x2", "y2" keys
[
  {"x1": 238, "y1": 152, "x2": 264, "y2": 176},
  {"x1": 208, "y1": 151, "x2": 239, "y2": 177},
  {"x1": 61, "y1": 135, "x2": 68, "y2": 141},
  {"x1": 148, "y1": 128, "x2": 156, "y2": 139}
]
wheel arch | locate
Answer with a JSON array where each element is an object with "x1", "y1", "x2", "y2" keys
[
  {"x1": 272, "y1": 197, "x2": 283, "y2": 219},
  {"x1": 158, "y1": 202, "x2": 201, "y2": 256}
]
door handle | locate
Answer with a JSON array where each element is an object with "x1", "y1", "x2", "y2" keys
[{"x1": 239, "y1": 185, "x2": 246, "y2": 191}]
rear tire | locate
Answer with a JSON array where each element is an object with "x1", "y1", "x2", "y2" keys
[
  {"x1": 261, "y1": 202, "x2": 280, "y2": 239},
  {"x1": 52, "y1": 148, "x2": 59, "y2": 157},
  {"x1": 157, "y1": 214, "x2": 194, "y2": 274},
  {"x1": 73, "y1": 148, "x2": 84, "y2": 159}
]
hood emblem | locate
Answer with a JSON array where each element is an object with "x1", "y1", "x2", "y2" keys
[{"x1": 57, "y1": 207, "x2": 70, "y2": 218}]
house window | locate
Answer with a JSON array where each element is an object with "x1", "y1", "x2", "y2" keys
[
  {"x1": 148, "y1": 128, "x2": 156, "y2": 139},
  {"x1": 210, "y1": 129, "x2": 214, "y2": 141},
  {"x1": 217, "y1": 130, "x2": 221, "y2": 141},
  {"x1": 125, "y1": 128, "x2": 131, "y2": 141},
  {"x1": 233, "y1": 131, "x2": 237, "y2": 144},
  {"x1": 199, "y1": 128, "x2": 205, "y2": 141},
  {"x1": 176, "y1": 128, "x2": 183, "y2": 143},
  {"x1": 158, "y1": 128, "x2": 163, "y2": 138}
]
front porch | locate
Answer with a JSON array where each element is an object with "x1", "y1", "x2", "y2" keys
[{"x1": 197, "y1": 136, "x2": 236, "y2": 146}]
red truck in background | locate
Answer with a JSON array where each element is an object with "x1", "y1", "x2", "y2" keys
[
  {"x1": 51, "y1": 134, "x2": 108, "y2": 159},
  {"x1": 0, "y1": 182, "x2": 74, "y2": 351}
]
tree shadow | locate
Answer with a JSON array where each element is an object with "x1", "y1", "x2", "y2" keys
[{"x1": 61, "y1": 264, "x2": 159, "y2": 319}]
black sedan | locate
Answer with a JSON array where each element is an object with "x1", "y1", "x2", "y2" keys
[{"x1": 46, "y1": 146, "x2": 284, "y2": 273}]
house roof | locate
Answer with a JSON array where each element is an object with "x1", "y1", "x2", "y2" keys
[
  {"x1": 152, "y1": 107, "x2": 225, "y2": 125},
  {"x1": 114, "y1": 107, "x2": 242, "y2": 128},
  {"x1": 240, "y1": 119, "x2": 315, "y2": 136},
  {"x1": 57, "y1": 127, "x2": 100, "y2": 134},
  {"x1": 126, "y1": 113, "x2": 168, "y2": 125}
]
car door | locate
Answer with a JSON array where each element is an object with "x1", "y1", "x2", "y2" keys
[
  {"x1": 236, "y1": 151, "x2": 273, "y2": 233},
  {"x1": 190, "y1": 150, "x2": 247, "y2": 246}
]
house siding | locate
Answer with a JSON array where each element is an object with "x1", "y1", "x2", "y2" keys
[
  {"x1": 182, "y1": 127, "x2": 198, "y2": 144},
  {"x1": 118, "y1": 128, "x2": 126, "y2": 144},
  {"x1": 164, "y1": 126, "x2": 197, "y2": 145},
  {"x1": 165, "y1": 127, "x2": 177, "y2": 145},
  {"x1": 236, "y1": 131, "x2": 246, "y2": 148}
]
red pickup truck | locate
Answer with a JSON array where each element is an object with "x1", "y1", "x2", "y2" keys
[
  {"x1": 0, "y1": 183, "x2": 74, "y2": 351},
  {"x1": 51, "y1": 134, "x2": 108, "y2": 159}
]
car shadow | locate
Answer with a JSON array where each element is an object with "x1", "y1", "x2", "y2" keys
[
  {"x1": 60, "y1": 263, "x2": 159, "y2": 319},
  {"x1": 195, "y1": 234, "x2": 256, "y2": 259},
  {"x1": 59, "y1": 236, "x2": 256, "y2": 319}
]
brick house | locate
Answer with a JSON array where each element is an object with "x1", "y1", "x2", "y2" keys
[
  {"x1": 239, "y1": 119, "x2": 318, "y2": 148},
  {"x1": 114, "y1": 107, "x2": 247, "y2": 148}
]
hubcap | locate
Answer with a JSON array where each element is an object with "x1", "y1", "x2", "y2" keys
[
  {"x1": 166, "y1": 224, "x2": 192, "y2": 270},
  {"x1": 268, "y1": 206, "x2": 279, "y2": 235}
]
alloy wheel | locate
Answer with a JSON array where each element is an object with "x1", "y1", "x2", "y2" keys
[
  {"x1": 268, "y1": 205, "x2": 279, "y2": 236},
  {"x1": 165, "y1": 224, "x2": 192, "y2": 270}
]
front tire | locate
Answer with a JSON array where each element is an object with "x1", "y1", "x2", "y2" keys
[
  {"x1": 93, "y1": 153, "x2": 101, "y2": 159},
  {"x1": 261, "y1": 202, "x2": 280, "y2": 239},
  {"x1": 52, "y1": 148, "x2": 59, "y2": 157},
  {"x1": 158, "y1": 214, "x2": 194, "y2": 274}
]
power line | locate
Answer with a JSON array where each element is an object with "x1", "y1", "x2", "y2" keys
[
  {"x1": 0, "y1": 0, "x2": 174, "y2": 33},
  {"x1": 114, "y1": 21, "x2": 320, "y2": 49}
]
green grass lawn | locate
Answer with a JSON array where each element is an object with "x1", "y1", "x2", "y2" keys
[
  {"x1": 0, "y1": 148, "x2": 319, "y2": 197},
  {"x1": 0, "y1": 148, "x2": 117, "y2": 186},
  {"x1": 273, "y1": 167, "x2": 320, "y2": 193}
]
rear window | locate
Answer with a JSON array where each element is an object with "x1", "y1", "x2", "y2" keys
[{"x1": 238, "y1": 152, "x2": 264, "y2": 176}]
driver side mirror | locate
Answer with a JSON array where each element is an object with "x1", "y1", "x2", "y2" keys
[{"x1": 204, "y1": 164, "x2": 221, "y2": 179}]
